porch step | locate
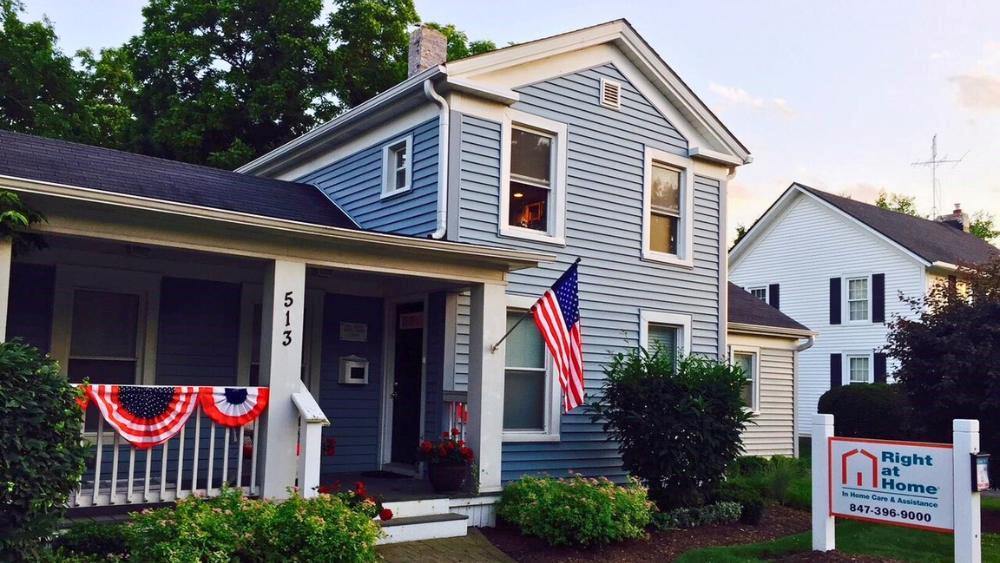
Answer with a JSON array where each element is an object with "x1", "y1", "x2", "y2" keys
[
  {"x1": 377, "y1": 513, "x2": 468, "y2": 545},
  {"x1": 382, "y1": 497, "x2": 451, "y2": 519}
]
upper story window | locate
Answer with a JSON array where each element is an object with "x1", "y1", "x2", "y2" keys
[
  {"x1": 500, "y1": 110, "x2": 567, "y2": 245},
  {"x1": 642, "y1": 148, "x2": 694, "y2": 267},
  {"x1": 748, "y1": 286, "x2": 768, "y2": 302},
  {"x1": 381, "y1": 135, "x2": 412, "y2": 198},
  {"x1": 846, "y1": 276, "x2": 870, "y2": 321}
]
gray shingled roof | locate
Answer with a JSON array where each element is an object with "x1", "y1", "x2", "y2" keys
[
  {"x1": 0, "y1": 129, "x2": 357, "y2": 229},
  {"x1": 728, "y1": 283, "x2": 810, "y2": 332},
  {"x1": 796, "y1": 183, "x2": 998, "y2": 265}
]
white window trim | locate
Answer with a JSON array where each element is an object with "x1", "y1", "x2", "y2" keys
[
  {"x1": 380, "y1": 135, "x2": 413, "y2": 199},
  {"x1": 641, "y1": 147, "x2": 695, "y2": 268},
  {"x1": 842, "y1": 274, "x2": 872, "y2": 324},
  {"x1": 729, "y1": 345, "x2": 761, "y2": 414},
  {"x1": 502, "y1": 294, "x2": 561, "y2": 443},
  {"x1": 639, "y1": 310, "x2": 693, "y2": 357},
  {"x1": 845, "y1": 352, "x2": 874, "y2": 385},
  {"x1": 499, "y1": 109, "x2": 568, "y2": 246},
  {"x1": 746, "y1": 285, "x2": 769, "y2": 302}
]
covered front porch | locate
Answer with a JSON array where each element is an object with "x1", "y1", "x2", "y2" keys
[{"x1": 0, "y1": 185, "x2": 547, "y2": 525}]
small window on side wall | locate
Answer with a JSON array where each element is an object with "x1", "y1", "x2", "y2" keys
[
  {"x1": 642, "y1": 148, "x2": 694, "y2": 267},
  {"x1": 500, "y1": 110, "x2": 567, "y2": 244},
  {"x1": 731, "y1": 348, "x2": 758, "y2": 411},
  {"x1": 381, "y1": 136, "x2": 412, "y2": 198},
  {"x1": 748, "y1": 286, "x2": 768, "y2": 302}
]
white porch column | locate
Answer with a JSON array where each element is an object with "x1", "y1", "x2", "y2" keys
[
  {"x1": 259, "y1": 259, "x2": 306, "y2": 499},
  {"x1": 0, "y1": 238, "x2": 11, "y2": 341},
  {"x1": 466, "y1": 281, "x2": 506, "y2": 493}
]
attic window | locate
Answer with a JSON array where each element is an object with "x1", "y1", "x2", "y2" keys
[{"x1": 600, "y1": 78, "x2": 621, "y2": 109}]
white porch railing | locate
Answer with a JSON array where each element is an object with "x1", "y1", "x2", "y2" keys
[
  {"x1": 444, "y1": 390, "x2": 468, "y2": 442},
  {"x1": 70, "y1": 386, "x2": 262, "y2": 508},
  {"x1": 292, "y1": 385, "x2": 330, "y2": 499}
]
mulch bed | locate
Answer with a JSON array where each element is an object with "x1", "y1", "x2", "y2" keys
[
  {"x1": 482, "y1": 505, "x2": 813, "y2": 562},
  {"x1": 984, "y1": 508, "x2": 1000, "y2": 534}
]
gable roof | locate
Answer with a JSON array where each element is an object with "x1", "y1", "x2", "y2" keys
[
  {"x1": 239, "y1": 19, "x2": 750, "y2": 176},
  {"x1": 0, "y1": 129, "x2": 357, "y2": 230},
  {"x1": 727, "y1": 283, "x2": 811, "y2": 334},
  {"x1": 731, "y1": 182, "x2": 999, "y2": 268}
]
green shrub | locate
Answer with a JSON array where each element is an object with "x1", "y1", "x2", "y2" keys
[
  {"x1": 652, "y1": 501, "x2": 742, "y2": 530},
  {"x1": 786, "y1": 478, "x2": 811, "y2": 510},
  {"x1": 725, "y1": 455, "x2": 811, "y2": 511},
  {"x1": 590, "y1": 351, "x2": 753, "y2": 508},
  {"x1": 817, "y1": 383, "x2": 911, "y2": 440},
  {"x1": 496, "y1": 475, "x2": 654, "y2": 547},
  {"x1": 762, "y1": 456, "x2": 801, "y2": 505},
  {"x1": 714, "y1": 481, "x2": 766, "y2": 525},
  {"x1": 0, "y1": 341, "x2": 88, "y2": 557},
  {"x1": 729, "y1": 456, "x2": 770, "y2": 477},
  {"x1": 52, "y1": 521, "x2": 128, "y2": 559},
  {"x1": 124, "y1": 487, "x2": 381, "y2": 562}
]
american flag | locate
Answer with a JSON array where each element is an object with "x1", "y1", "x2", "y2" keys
[{"x1": 532, "y1": 261, "x2": 584, "y2": 412}]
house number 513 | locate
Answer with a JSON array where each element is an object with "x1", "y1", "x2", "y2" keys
[{"x1": 282, "y1": 291, "x2": 294, "y2": 346}]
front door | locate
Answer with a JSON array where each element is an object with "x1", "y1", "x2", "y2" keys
[{"x1": 390, "y1": 302, "x2": 424, "y2": 465}]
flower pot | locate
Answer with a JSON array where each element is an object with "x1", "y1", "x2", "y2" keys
[{"x1": 428, "y1": 462, "x2": 468, "y2": 493}]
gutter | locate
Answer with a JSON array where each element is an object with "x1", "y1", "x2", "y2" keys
[
  {"x1": 728, "y1": 322, "x2": 816, "y2": 340},
  {"x1": 424, "y1": 79, "x2": 449, "y2": 240}
]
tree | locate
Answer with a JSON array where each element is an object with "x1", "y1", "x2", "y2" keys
[
  {"x1": 969, "y1": 211, "x2": 1000, "y2": 243},
  {"x1": 76, "y1": 46, "x2": 136, "y2": 149},
  {"x1": 730, "y1": 223, "x2": 748, "y2": 250},
  {"x1": 885, "y1": 256, "x2": 1000, "y2": 482},
  {"x1": 327, "y1": 0, "x2": 418, "y2": 109},
  {"x1": 424, "y1": 22, "x2": 495, "y2": 61},
  {"x1": 875, "y1": 191, "x2": 921, "y2": 216},
  {"x1": 127, "y1": 0, "x2": 337, "y2": 169},
  {"x1": 0, "y1": 0, "x2": 89, "y2": 142},
  {"x1": 0, "y1": 190, "x2": 45, "y2": 255}
]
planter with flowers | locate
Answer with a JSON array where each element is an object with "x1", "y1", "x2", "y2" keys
[{"x1": 418, "y1": 429, "x2": 475, "y2": 493}]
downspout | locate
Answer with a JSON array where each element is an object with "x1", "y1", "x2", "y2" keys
[
  {"x1": 792, "y1": 334, "x2": 816, "y2": 458},
  {"x1": 424, "y1": 77, "x2": 449, "y2": 240}
]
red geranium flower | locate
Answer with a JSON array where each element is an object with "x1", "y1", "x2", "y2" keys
[
  {"x1": 354, "y1": 481, "x2": 368, "y2": 497},
  {"x1": 420, "y1": 440, "x2": 433, "y2": 452},
  {"x1": 459, "y1": 447, "x2": 474, "y2": 461},
  {"x1": 451, "y1": 427, "x2": 461, "y2": 436},
  {"x1": 442, "y1": 431, "x2": 450, "y2": 438},
  {"x1": 379, "y1": 508, "x2": 394, "y2": 521}
]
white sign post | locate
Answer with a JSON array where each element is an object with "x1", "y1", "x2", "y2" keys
[{"x1": 812, "y1": 414, "x2": 982, "y2": 562}]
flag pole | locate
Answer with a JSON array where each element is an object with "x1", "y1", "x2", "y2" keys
[{"x1": 489, "y1": 258, "x2": 580, "y2": 353}]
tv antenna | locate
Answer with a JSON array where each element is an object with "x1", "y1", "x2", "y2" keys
[{"x1": 911, "y1": 134, "x2": 966, "y2": 217}]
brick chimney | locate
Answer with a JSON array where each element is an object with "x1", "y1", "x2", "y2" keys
[
  {"x1": 408, "y1": 25, "x2": 447, "y2": 77},
  {"x1": 936, "y1": 203, "x2": 970, "y2": 232}
]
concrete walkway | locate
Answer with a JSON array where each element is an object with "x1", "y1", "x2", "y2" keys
[{"x1": 377, "y1": 529, "x2": 514, "y2": 563}]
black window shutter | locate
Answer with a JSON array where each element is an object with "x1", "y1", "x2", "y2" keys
[
  {"x1": 874, "y1": 353, "x2": 887, "y2": 383},
  {"x1": 872, "y1": 273, "x2": 885, "y2": 323},
  {"x1": 829, "y1": 278, "x2": 841, "y2": 324},
  {"x1": 768, "y1": 284, "x2": 780, "y2": 309},
  {"x1": 830, "y1": 353, "x2": 842, "y2": 388}
]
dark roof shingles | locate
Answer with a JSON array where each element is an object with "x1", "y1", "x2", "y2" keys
[
  {"x1": 728, "y1": 283, "x2": 810, "y2": 332},
  {"x1": 797, "y1": 184, "x2": 998, "y2": 265},
  {"x1": 0, "y1": 130, "x2": 356, "y2": 229}
]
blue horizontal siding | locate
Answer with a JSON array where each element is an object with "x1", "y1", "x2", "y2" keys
[
  {"x1": 453, "y1": 63, "x2": 722, "y2": 483},
  {"x1": 298, "y1": 118, "x2": 439, "y2": 236},
  {"x1": 6, "y1": 263, "x2": 54, "y2": 352}
]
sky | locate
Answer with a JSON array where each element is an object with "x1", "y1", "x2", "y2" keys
[{"x1": 20, "y1": 0, "x2": 1000, "y2": 240}]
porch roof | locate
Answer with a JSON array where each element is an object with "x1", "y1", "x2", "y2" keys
[{"x1": 0, "y1": 129, "x2": 357, "y2": 229}]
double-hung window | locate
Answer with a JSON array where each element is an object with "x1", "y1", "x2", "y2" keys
[
  {"x1": 500, "y1": 110, "x2": 567, "y2": 244},
  {"x1": 640, "y1": 310, "x2": 692, "y2": 360},
  {"x1": 642, "y1": 148, "x2": 694, "y2": 267},
  {"x1": 748, "y1": 286, "x2": 768, "y2": 302},
  {"x1": 502, "y1": 296, "x2": 561, "y2": 442},
  {"x1": 730, "y1": 347, "x2": 759, "y2": 411},
  {"x1": 846, "y1": 276, "x2": 870, "y2": 321},
  {"x1": 847, "y1": 354, "x2": 872, "y2": 384},
  {"x1": 381, "y1": 136, "x2": 412, "y2": 198}
]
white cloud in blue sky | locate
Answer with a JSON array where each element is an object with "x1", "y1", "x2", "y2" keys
[{"x1": 21, "y1": 0, "x2": 1000, "y2": 239}]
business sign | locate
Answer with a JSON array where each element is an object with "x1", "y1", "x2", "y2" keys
[{"x1": 829, "y1": 437, "x2": 954, "y2": 533}]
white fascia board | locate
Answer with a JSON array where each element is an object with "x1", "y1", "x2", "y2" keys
[
  {"x1": 236, "y1": 66, "x2": 444, "y2": 176},
  {"x1": 728, "y1": 185, "x2": 801, "y2": 268},
  {"x1": 443, "y1": 77, "x2": 520, "y2": 105}
]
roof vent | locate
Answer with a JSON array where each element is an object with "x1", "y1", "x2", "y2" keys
[{"x1": 599, "y1": 78, "x2": 621, "y2": 109}]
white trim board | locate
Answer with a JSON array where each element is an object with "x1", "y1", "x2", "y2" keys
[
  {"x1": 639, "y1": 309, "x2": 693, "y2": 356},
  {"x1": 641, "y1": 147, "x2": 695, "y2": 268}
]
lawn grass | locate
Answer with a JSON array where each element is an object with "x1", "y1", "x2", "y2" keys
[
  {"x1": 677, "y1": 520, "x2": 1000, "y2": 563},
  {"x1": 984, "y1": 495, "x2": 1000, "y2": 513}
]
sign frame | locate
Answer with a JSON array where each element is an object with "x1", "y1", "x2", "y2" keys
[{"x1": 827, "y1": 436, "x2": 954, "y2": 534}]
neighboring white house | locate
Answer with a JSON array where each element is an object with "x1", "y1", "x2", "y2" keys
[{"x1": 729, "y1": 183, "x2": 998, "y2": 436}]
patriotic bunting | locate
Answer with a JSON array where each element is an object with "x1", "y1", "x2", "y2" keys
[
  {"x1": 87, "y1": 385, "x2": 198, "y2": 449},
  {"x1": 199, "y1": 386, "x2": 269, "y2": 428}
]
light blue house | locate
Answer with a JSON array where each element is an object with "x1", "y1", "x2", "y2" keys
[{"x1": 0, "y1": 19, "x2": 749, "y2": 541}]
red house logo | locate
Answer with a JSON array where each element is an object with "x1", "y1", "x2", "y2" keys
[{"x1": 842, "y1": 448, "x2": 879, "y2": 487}]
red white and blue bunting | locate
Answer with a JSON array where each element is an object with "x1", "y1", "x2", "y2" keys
[
  {"x1": 87, "y1": 385, "x2": 198, "y2": 449},
  {"x1": 199, "y1": 386, "x2": 270, "y2": 428}
]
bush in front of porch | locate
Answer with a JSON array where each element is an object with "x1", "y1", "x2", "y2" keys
[{"x1": 0, "y1": 340, "x2": 87, "y2": 557}]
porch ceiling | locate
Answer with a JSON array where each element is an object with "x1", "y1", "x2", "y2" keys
[{"x1": 11, "y1": 184, "x2": 553, "y2": 285}]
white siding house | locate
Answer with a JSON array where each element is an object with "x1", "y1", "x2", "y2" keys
[{"x1": 730, "y1": 183, "x2": 998, "y2": 435}]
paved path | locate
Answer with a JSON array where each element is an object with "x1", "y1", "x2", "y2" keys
[{"x1": 377, "y1": 529, "x2": 514, "y2": 563}]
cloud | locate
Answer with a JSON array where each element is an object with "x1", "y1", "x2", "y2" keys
[
  {"x1": 950, "y1": 74, "x2": 1000, "y2": 110},
  {"x1": 708, "y1": 83, "x2": 796, "y2": 117}
]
